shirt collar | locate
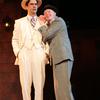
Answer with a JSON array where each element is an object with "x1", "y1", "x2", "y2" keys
[{"x1": 27, "y1": 15, "x2": 37, "y2": 21}]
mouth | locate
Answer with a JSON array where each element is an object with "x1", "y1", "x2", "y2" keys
[{"x1": 33, "y1": 8, "x2": 36, "y2": 10}]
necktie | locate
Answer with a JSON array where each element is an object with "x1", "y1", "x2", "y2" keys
[{"x1": 31, "y1": 17, "x2": 36, "y2": 27}]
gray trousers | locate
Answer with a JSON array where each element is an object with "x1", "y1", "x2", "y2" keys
[{"x1": 53, "y1": 60, "x2": 74, "y2": 100}]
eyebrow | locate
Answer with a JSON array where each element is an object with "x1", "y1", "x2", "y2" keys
[{"x1": 29, "y1": 2, "x2": 37, "y2": 5}]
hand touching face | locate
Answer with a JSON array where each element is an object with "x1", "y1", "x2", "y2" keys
[{"x1": 43, "y1": 9, "x2": 56, "y2": 22}]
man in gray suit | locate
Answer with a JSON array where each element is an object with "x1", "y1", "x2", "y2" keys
[{"x1": 39, "y1": 4, "x2": 74, "y2": 100}]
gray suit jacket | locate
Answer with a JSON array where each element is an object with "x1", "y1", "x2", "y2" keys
[{"x1": 39, "y1": 17, "x2": 74, "y2": 65}]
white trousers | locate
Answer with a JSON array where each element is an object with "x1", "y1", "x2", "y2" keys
[{"x1": 18, "y1": 46, "x2": 46, "y2": 100}]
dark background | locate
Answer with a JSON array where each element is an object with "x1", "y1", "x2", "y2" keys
[
  {"x1": 0, "y1": 0, "x2": 100, "y2": 100},
  {"x1": 40, "y1": 0, "x2": 100, "y2": 30},
  {"x1": 20, "y1": 0, "x2": 100, "y2": 30}
]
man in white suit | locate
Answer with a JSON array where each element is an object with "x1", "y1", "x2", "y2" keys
[{"x1": 11, "y1": 0, "x2": 49, "y2": 100}]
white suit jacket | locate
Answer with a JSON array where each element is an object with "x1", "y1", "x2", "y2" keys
[{"x1": 12, "y1": 16, "x2": 48, "y2": 65}]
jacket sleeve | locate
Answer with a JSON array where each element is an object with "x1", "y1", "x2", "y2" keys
[
  {"x1": 43, "y1": 18, "x2": 63, "y2": 43},
  {"x1": 38, "y1": 25, "x2": 47, "y2": 35},
  {"x1": 12, "y1": 20, "x2": 20, "y2": 57}
]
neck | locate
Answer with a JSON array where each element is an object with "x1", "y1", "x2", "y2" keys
[{"x1": 28, "y1": 12, "x2": 36, "y2": 17}]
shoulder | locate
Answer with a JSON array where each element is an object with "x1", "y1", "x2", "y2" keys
[
  {"x1": 54, "y1": 17, "x2": 66, "y2": 26},
  {"x1": 15, "y1": 16, "x2": 27, "y2": 22},
  {"x1": 56, "y1": 17, "x2": 65, "y2": 23}
]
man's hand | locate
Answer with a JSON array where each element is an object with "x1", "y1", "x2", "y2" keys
[{"x1": 39, "y1": 15, "x2": 46, "y2": 24}]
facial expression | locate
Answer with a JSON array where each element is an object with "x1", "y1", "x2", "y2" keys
[
  {"x1": 27, "y1": 0, "x2": 38, "y2": 16},
  {"x1": 44, "y1": 9, "x2": 56, "y2": 22}
]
